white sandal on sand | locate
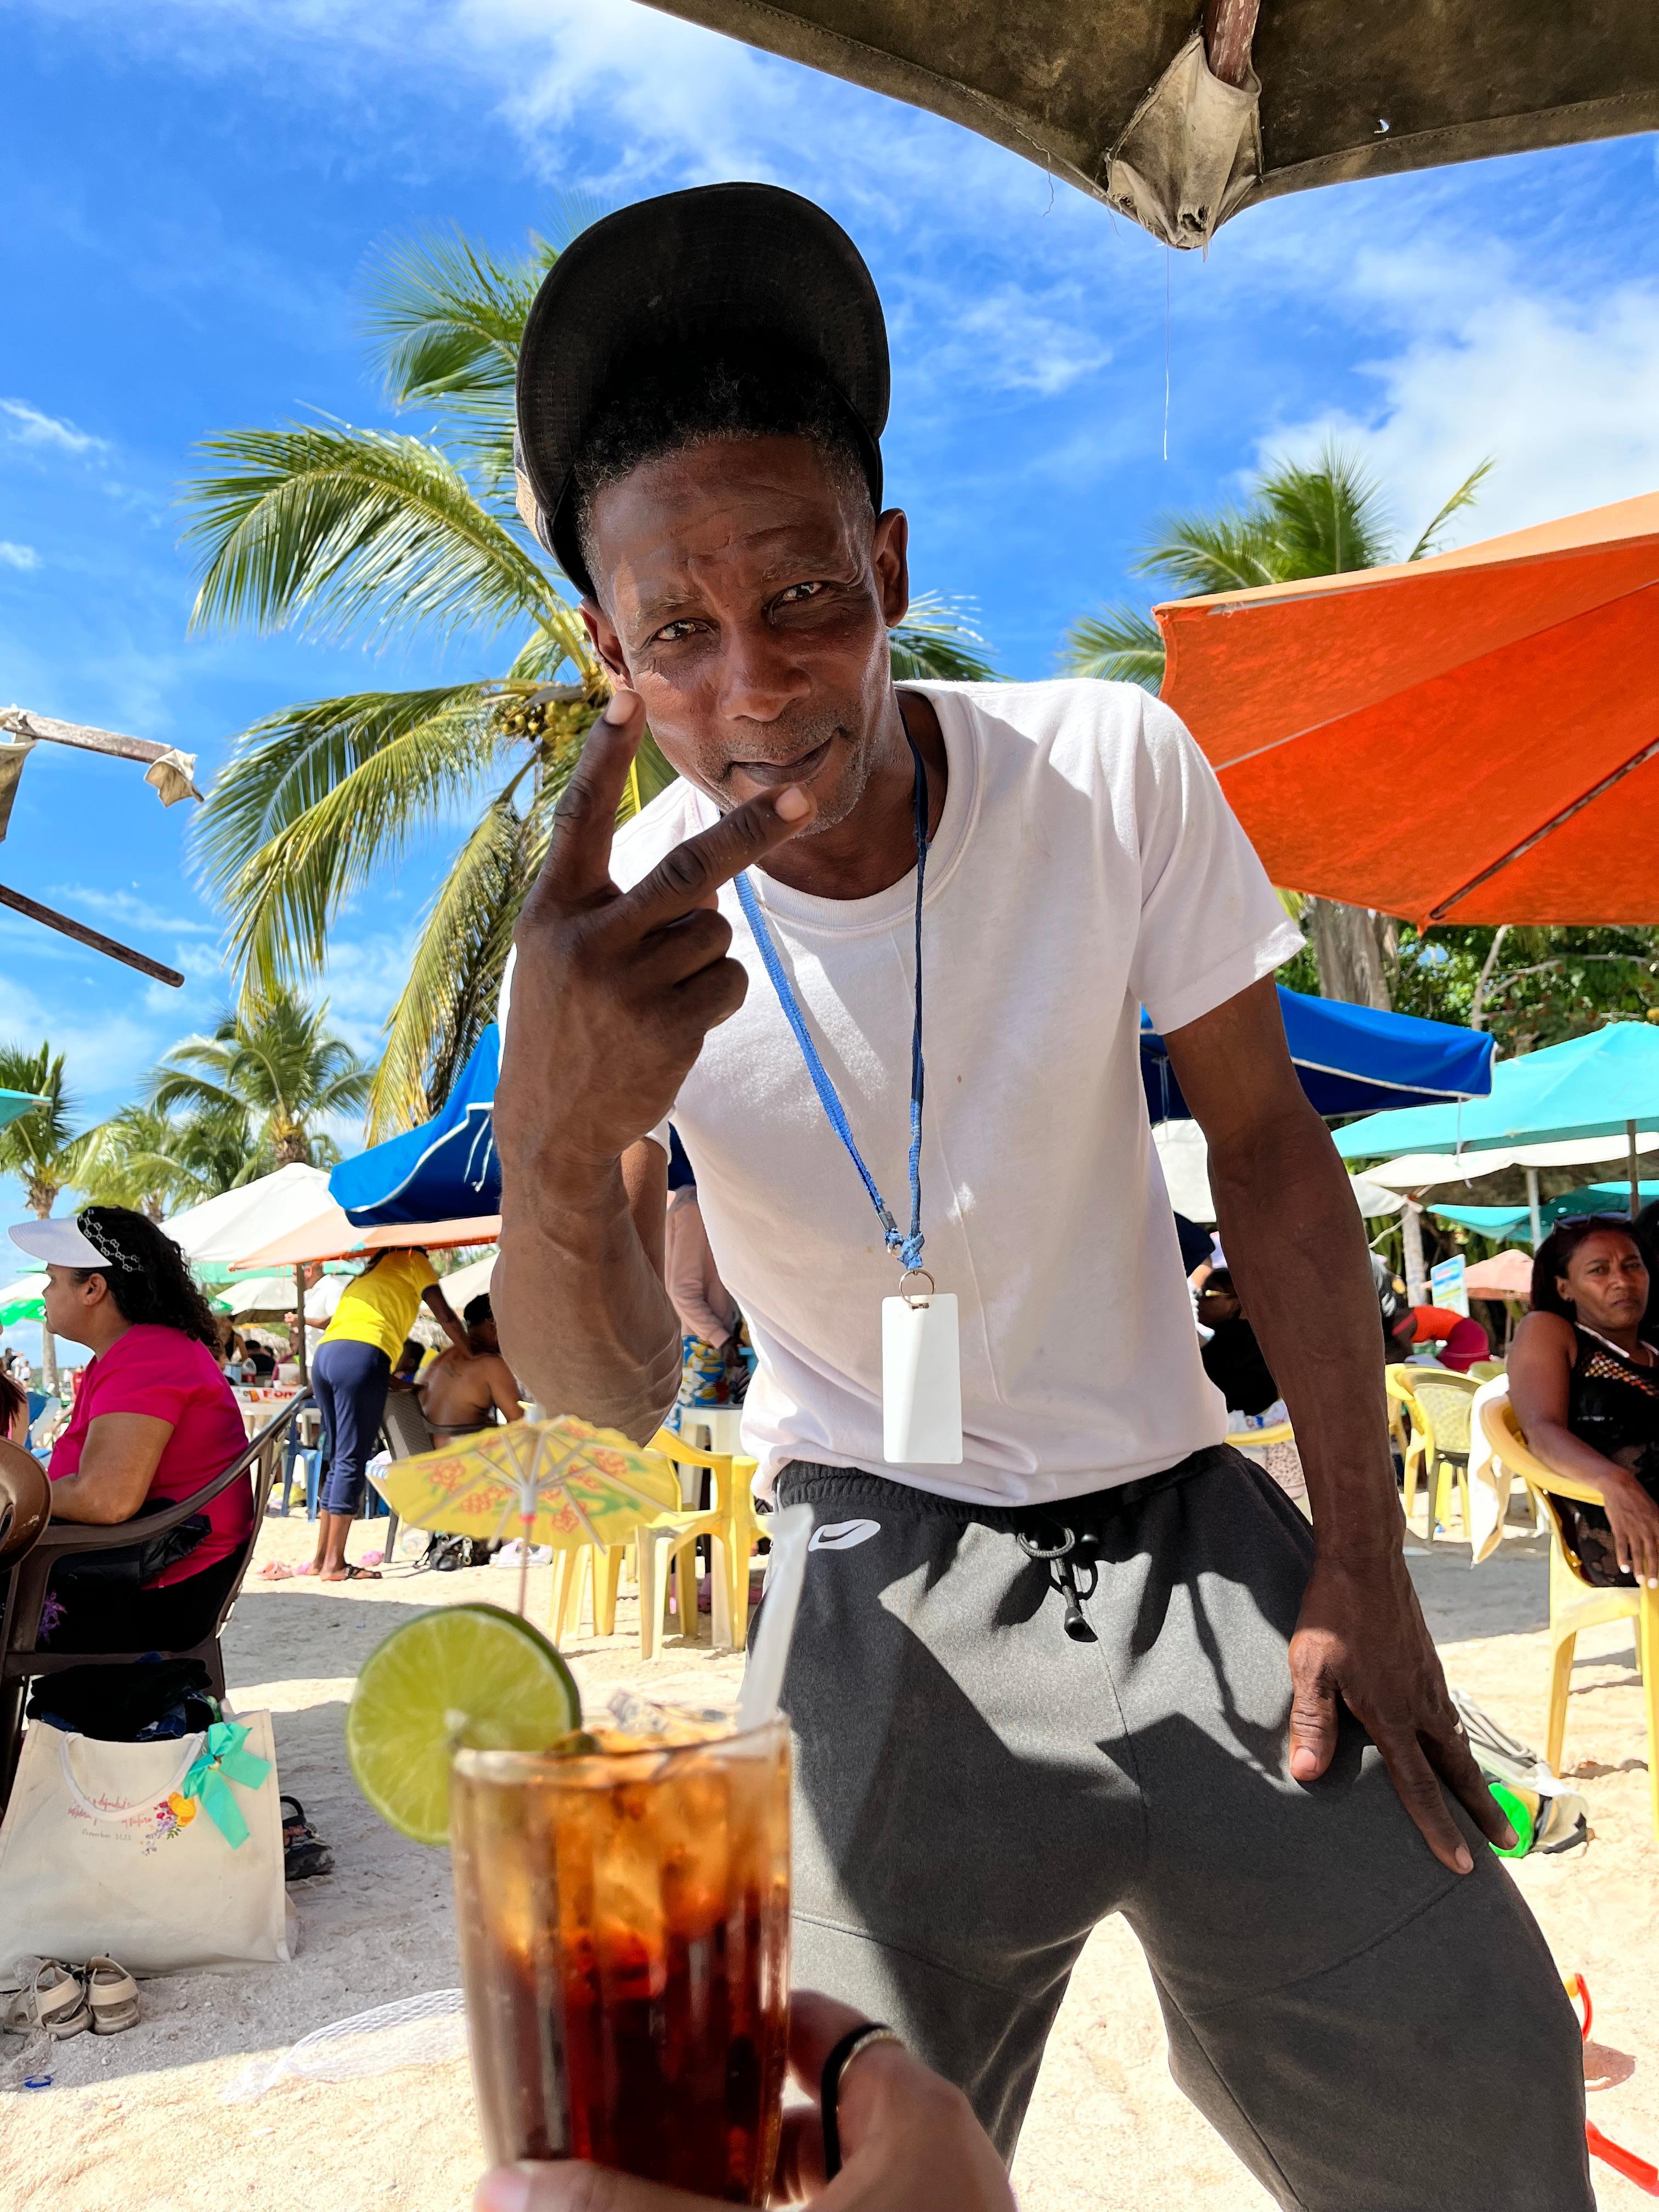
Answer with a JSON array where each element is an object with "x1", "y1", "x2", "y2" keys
[
  {"x1": 84, "y1": 1956, "x2": 139, "y2": 2036},
  {"x1": 6, "y1": 1961, "x2": 91, "y2": 2040}
]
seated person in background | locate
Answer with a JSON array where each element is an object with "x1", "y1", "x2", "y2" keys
[
  {"x1": 419, "y1": 1296, "x2": 523, "y2": 1437},
  {"x1": 1194, "y1": 1266, "x2": 1279, "y2": 1415},
  {"x1": 1373, "y1": 1254, "x2": 1418, "y2": 1363},
  {"x1": 391, "y1": 1336, "x2": 427, "y2": 1388},
  {"x1": 664, "y1": 1138, "x2": 744, "y2": 1407},
  {"x1": 245, "y1": 1338, "x2": 276, "y2": 1381},
  {"x1": 1509, "y1": 1218, "x2": 1659, "y2": 1589},
  {"x1": 1190, "y1": 1263, "x2": 1306, "y2": 1503},
  {"x1": 3, "y1": 1206, "x2": 252, "y2": 1651},
  {"x1": 1408, "y1": 1304, "x2": 1491, "y2": 1374}
]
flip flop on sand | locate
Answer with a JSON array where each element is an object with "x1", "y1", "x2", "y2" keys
[{"x1": 257, "y1": 1561, "x2": 298, "y2": 1581}]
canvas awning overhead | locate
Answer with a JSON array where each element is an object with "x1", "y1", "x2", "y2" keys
[{"x1": 640, "y1": 1, "x2": 1659, "y2": 247}]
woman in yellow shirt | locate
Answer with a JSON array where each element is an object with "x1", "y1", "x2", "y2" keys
[{"x1": 310, "y1": 1248, "x2": 467, "y2": 1579}]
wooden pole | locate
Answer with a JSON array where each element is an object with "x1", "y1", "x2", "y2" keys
[
  {"x1": 295, "y1": 1263, "x2": 309, "y2": 1385},
  {"x1": 1402, "y1": 1197, "x2": 1428, "y2": 1306},
  {"x1": 0, "y1": 882, "x2": 183, "y2": 986},
  {"x1": 1203, "y1": 0, "x2": 1260, "y2": 86},
  {"x1": 1629, "y1": 1120, "x2": 1641, "y2": 1221},
  {"x1": 1526, "y1": 1168, "x2": 1543, "y2": 1249},
  {"x1": 0, "y1": 706, "x2": 198, "y2": 779}
]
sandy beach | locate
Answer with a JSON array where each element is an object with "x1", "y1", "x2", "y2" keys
[{"x1": 3, "y1": 1509, "x2": 1655, "y2": 2210}]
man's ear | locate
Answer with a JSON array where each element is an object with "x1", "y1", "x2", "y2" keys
[
  {"x1": 873, "y1": 507, "x2": 910, "y2": 629},
  {"x1": 582, "y1": 597, "x2": 631, "y2": 689}
]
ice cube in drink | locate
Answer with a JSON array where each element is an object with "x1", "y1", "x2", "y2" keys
[{"x1": 451, "y1": 1712, "x2": 790, "y2": 2203}]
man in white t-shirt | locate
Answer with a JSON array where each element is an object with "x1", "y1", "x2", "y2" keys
[{"x1": 493, "y1": 187, "x2": 1588, "y2": 2210}]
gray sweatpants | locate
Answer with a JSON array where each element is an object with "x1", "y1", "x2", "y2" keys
[{"x1": 775, "y1": 1448, "x2": 1589, "y2": 2212}]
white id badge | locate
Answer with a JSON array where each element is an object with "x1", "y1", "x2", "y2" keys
[{"x1": 882, "y1": 1291, "x2": 962, "y2": 1464}]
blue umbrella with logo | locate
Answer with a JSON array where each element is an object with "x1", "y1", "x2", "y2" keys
[{"x1": 330, "y1": 1028, "x2": 499, "y2": 1228}]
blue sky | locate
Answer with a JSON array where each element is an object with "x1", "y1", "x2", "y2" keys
[{"x1": 1, "y1": 0, "x2": 1657, "y2": 1201}]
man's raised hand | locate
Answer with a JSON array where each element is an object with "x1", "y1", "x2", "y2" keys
[{"x1": 495, "y1": 688, "x2": 813, "y2": 1180}]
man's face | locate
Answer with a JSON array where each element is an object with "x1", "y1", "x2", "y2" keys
[
  {"x1": 469, "y1": 1318, "x2": 500, "y2": 1356},
  {"x1": 582, "y1": 435, "x2": 909, "y2": 835}
]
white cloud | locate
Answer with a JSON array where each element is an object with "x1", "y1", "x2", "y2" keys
[
  {"x1": 0, "y1": 544, "x2": 40, "y2": 571},
  {"x1": 0, "y1": 399, "x2": 108, "y2": 457},
  {"x1": 48, "y1": 884, "x2": 221, "y2": 939},
  {"x1": 1251, "y1": 245, "x2": 1659, "y2": 549}
]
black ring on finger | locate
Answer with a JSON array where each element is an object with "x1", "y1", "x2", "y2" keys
[{"x1": 820, "y1": 2022, "x2": 902, "y2": 2180}]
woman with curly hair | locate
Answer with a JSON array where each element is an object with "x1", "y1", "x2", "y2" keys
[{"x1": 4, "y1": 1205, "x2": 252, "y2": 1651}]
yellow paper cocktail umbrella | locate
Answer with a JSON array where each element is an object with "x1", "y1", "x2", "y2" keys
[{"x1": 371, "y1": 1415, "x2": 682, "y2": 1616}]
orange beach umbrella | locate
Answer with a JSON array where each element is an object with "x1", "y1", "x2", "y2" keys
[
  {"x1": 233, "y1": 1209, "x2": 501, "y2": 1271},
  {"x1": 1157, "y1": 492, "x2": 1659, "y2": 929}
]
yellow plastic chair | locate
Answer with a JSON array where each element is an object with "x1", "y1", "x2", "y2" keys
[
  {"x1": 1388, "y1": 1365, "x2": 1479, "y2": 1539},
  {"x1": 1470, "y1": 1359, "x2": 1507, "y2": 1384},
  {"x1": 1385, "y1": 1365, "x2": 1427, "y2": 1526},
  {"x1": 549, "y1": 1450, "x2": 683, "y2": 1649},
  {"x1": 1481, "y1": 1397, "x2": 1659, "y2": 1841},
  {"x1": 647, "y1": 1430, "x2": 766, "y2": 1651}
]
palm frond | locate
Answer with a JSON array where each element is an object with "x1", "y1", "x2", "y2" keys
[
  {"x1": 1258, "y1": 441, "x2": 1393, "y2": 576},
  {"x1": 196, "y1": 686, "x2": 513, "y2": 989},
  {"x1": 1060, "y1": 605, "x2": 1166, "y2": 690},
  {"x1": 367, "y1": 701, "x2": 668, "y2": 1134},
  {"x1": 197, "y1": 685, "x2": 500, "y2": 889},
  {"x1": 0, "y1": 1042, "x2": 78, "y2": 1189},
  {"x1": 888, "y1": 593, "x2": 1000, "y2": 683},
  {"x1": 1132, "y1": 506, "x2": 1280, "y2": 597},
  {"x1": 1408, "y1": 456, "x2": 1496, "y2": 562},
  {"x1": 360, "y1": 226, "x2": 552, "y2": 489},
  {"x1": 146, "y1": 1064, "x2": 242, "y2": 1119},
  {"x1": 370, "y1": 794, "x2": 537, "y2": 1135},
  {"x1": 150, "y1": 985, "x2": 369, "y2": 1170},
  {"x1": 505, "y1": 617, "x2": 603, "y2": 692},
  {"x1": 184, "y1": 422, "x2": 567, "y2": 644}
]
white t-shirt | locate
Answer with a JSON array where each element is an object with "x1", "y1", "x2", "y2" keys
[{"x1": 608, "y1": 679, "x2": 1301, "y2": 1508}]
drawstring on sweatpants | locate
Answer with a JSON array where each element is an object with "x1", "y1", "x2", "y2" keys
[{"x1": 1015, "y1": 1523, "x2": 1098, "y2": 1644}]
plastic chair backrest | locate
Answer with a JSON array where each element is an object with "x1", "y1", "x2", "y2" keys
[
  {"x1": 1410, "y1": 1370, "x2": 1479, "y2": 1454},
  {"x1": 1479, "y1": 1396, "x2": 1602, "y2": 1586},
  {"x1": 634, "y1": 1451, "x2": 699, "y2": 1513},
  {"x1": 648, "y1": 1429, "x2": 731, "y2": 1472},
  {"x1": 1470, "y1": 1361, "x2": 1506, "y2": 1383},
  {"x1": 1384, "y1": 1364, "x2": 1421, "y2": 1409},
  {"x1": 380, "y1": 1390, "x2": 435, "y2": 1460}
]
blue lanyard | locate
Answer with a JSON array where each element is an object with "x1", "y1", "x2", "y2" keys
[{"x1": 733, "y1": 743, "x2": 929, "y2": 1274}]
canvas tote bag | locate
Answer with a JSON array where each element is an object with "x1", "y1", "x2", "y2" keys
[{"x1": 0, "y1": 1710, "x2": 289, "y2": 1974}]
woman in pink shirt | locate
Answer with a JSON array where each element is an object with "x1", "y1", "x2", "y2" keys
[{"x1": 5, "y1": 1206, "x2": 251, "y2": 1652}]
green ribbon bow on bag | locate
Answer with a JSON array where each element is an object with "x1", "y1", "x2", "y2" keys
[{"x1": 180, "y1": 1722, "x2": 272, "y2": 1848}]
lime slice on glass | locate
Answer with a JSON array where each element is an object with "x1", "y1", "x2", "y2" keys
[{"x1": 346, "y1": 1603, "x2": 581, "y2": 1846}]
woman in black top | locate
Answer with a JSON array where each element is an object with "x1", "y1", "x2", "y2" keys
[{"x1": 1508, "y1": 1218, "x2": 1659, "y2": 1589}]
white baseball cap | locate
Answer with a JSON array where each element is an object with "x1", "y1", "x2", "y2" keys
[{"x1": 9, "y1": 1215, "x2": 123, "y2": 1269}]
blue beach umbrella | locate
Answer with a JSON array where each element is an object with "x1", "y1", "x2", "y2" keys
[
  {"x1": 1430, "y1": 1180, "x2": 1659, "y2": 1248},
  {"x1": 1334, "y1": 1023, "x2": 1659, "y2": 1161},
  {"x1": 1141, "y1": 986, "x2": 1494, "y2": 1125},
  {"x1": 330, "y1": 1028, "x2": 500, "y2": 1228}
]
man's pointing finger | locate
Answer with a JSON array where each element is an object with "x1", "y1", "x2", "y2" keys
[
  {"x1": 614, "y1": 783, "x2": 814, "y2": 933},
  {"x1": 540, "y1": 687, "x2": 647, "y2": 900}
]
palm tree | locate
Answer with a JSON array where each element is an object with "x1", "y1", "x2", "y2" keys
[
  {"x1": 185, "y1": 219, "x2": 997, "y2": 1138},
  {"x1": 0, "y1": 1042, "x2": 80, "y2": 1390},
  {"x1": 148, "y1": 986, "x2": 372, "y2": 1170},
  {"x1": 75, "y1": 1102, "x2": 252, "y2": 1219},
  {"x1": 1063, "y1": 443, "x2": 1491, "y2": 1007}
]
